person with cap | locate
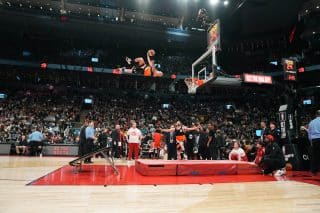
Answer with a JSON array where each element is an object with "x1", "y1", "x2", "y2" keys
[
  {"x1": 261, "y1": 134, "x2": 286, "y2": 176},
  {"x1": 308, "y1": 110, "x2": 320, "y2": 176}
]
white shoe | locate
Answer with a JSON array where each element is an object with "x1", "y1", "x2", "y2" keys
[
  {"x1": 127, "y1": 160, "x2": 133, "y2": 167},
  {"x1": 273, "y1": 168, "x2": 286, "y2": 177}
]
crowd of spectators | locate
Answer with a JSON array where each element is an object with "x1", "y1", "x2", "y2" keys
[
  {"x1": 0, "y1": 85, "x2": 280, "y2": 150},
  {"x1": 0, "y1": 89, "x2": 81, "y2": 144}
]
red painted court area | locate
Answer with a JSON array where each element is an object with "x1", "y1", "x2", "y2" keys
[
  {"x1": 28, "y1": 164, "x2": 320, "y2": 186},
  {"x1": 29, "y1": 164, "x2": 276, "y2": 186},
  {"x1": 27, "y1": 158, "x2": 320, "y2": 186}
]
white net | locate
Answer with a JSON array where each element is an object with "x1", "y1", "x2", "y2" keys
[{"x1": 184, "y1": 78, "x2": 198, "y2": 94}]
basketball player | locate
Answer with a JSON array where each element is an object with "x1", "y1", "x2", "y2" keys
[
  {"x1": 162, "y1": 121, "x2": 198, "y2": 160},
  {"x1": 124, "y1": 56, "x2": 151, "y2": 76},
  {"x1": 122, "y1": 49, "x2": 163, "y2": 77},
  {"x1": 147, "y1": 49, "x2": 163, "y2": 77},
  {"x1": 126, "y1": 120, "x2": 142, "y2": 161}
]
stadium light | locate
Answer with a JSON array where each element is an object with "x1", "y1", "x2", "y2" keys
[
  {"x1": 209, "y1": 0, "x2": 219, "y2": 6},
  {"x1": 223, "y1": 0, "x2": 229, "y2": 6}
]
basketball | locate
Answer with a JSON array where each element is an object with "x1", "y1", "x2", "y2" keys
[{"x1": 144, "y1": 66, "x2": 152, "y2": 77}]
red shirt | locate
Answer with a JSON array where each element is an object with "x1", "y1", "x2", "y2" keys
[
  {"x1": 153, "y1": 132, "x2": 162, "y2": 149},
  {"x1": 254, "y1": 147, "x2": 265, "y2": 165}
]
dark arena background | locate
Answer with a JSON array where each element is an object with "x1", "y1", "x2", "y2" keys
[{"x1": 0, "y1": 0, "x2": 320, "y2": 212}]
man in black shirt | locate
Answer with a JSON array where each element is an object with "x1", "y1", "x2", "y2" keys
[
  {"x1": 165, "y1": 125, "x2": 177, "y2": 160},
  {"x1": 185, "y1": 130, "x2": 196, "y2": 160},
  {"x1": 269, "y1": 121, "x2": 281, "y2": 146},
  {"x1": 97, "y1": 128, "x2": 109, "y2": 149},
  {"x1": 198, "y1": 128, "x2": 209, "y2": 160},
  {"x1": 215, "y1": 130, "x2": 225, "y2": 160},
  {"x1": 207, "y1": 122, "x2": 217, "y2": 160},
  {"x1": 111, "y1": 124, "x2": 122, "y2": 158},
  {"x1": 261, "y1": 134, "x2": 286, "y2": 176}
]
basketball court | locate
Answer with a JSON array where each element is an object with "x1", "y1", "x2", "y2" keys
[
  {"x1": 0, "y1": 1, "x2": 319, "y2": 213},
  {"x1": 1, "y1": 156, "x2": 320, "y2": 213}
]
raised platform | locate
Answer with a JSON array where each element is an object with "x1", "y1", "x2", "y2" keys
[{"x1": 135, "y1": 160, "x2": 261, "y2": 176}]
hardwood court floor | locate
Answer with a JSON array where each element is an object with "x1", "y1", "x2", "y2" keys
[{"x1": 1, "y1": 156, "x2": 320, "y2": 213}]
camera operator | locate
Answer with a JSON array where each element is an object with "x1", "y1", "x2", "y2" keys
[{"x1": 261, "y1": 135, "x2": 286, "y2": 176}]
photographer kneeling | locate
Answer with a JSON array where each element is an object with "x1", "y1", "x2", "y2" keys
[{"x1": 261, "y1": 135, "x2": 286, "y2": 176}]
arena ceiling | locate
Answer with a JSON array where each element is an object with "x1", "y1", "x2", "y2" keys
[
  {"x1": 1, "y1": 0, "x2": 304, "y2": 36},
  {"x1": 72, "y1": 0, "x2": 304, "y2": 36},
  {"x1": 1, "y1": 0, "x2": 317, "y2": 87}
]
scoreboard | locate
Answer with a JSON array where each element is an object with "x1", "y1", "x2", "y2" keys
[{"x1": 282, "y1": 59, "x2": 297, "y2": 81}]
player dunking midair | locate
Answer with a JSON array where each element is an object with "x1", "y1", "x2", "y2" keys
[{"x1": 123, "y1": 49, "x2": 163, "y2": 77}]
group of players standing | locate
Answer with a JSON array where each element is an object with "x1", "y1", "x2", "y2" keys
[
  {"x1": 78, "y1": 119, "x2": 226, "y2": 163},
  {"x1": 78, "y1": 119, "x2": 288, "y2": 176},
  {"x1": 78, "y1": 110, "x2": 320, "y2": 177}
]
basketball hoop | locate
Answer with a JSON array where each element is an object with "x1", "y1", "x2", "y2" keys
[
  {"x1": 184, "y1": 78, "x2": 198, "y2": 94},
  {"x1": 189, "y1": 19, "x2": 220, "y2": 93}
]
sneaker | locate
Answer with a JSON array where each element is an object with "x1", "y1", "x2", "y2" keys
[
  {"x1": 127, "y1": 160, "x2": 134, "y2": 167},
  {"x1": 273, "y1": 169, "x2": 286, "y2": 177}
]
